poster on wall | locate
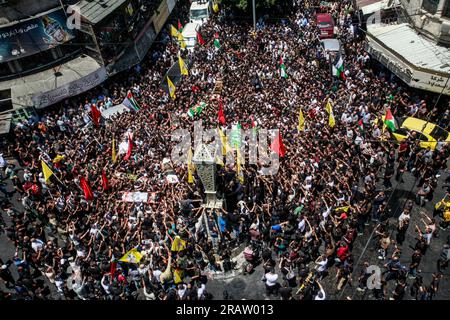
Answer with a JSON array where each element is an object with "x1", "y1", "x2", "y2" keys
[{"x1": 0, "y1": 8, "x2": 76, "y2": 63}]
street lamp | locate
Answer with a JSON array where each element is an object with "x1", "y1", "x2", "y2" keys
[{"x1": 252, "y1": 0, "x2": 256, "y2": 30}]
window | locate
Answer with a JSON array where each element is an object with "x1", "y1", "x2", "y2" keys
[{"x1": 422, "y1": 0, "x2": 440, "y2": 14}]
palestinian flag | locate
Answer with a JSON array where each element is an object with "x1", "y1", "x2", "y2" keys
[
  {"x1": 213, "y1": 32, "x2": 221, "y2": 49},
  {"x1": 187, "y1": 101, "x2": 207, "y2": 118},
  {"x1": 384, "y1": 108, "x2": 397, "y2": 132},
  {"x1": 332, "y1": 52, "x2": 346, "y2": 80},
  {"x1": 279, "y1": 56, "x2": 287, "y2": 78},
  {"x1": 122, "y1": 91, "x2": 140, "y2": 111},
  {"x1": 358, "y1": 119, "x2": 364, "y2": 132},
  {"x1": 178, "y1": 19, "x2": 183, "y2": 32},
  {"x1": 197, "y1": 31, "x2": 205, "y2": 46}
]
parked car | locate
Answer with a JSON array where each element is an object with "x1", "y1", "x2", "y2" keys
[{"x1": 381, "y1": 115, "x2": 450, "y2": 150}]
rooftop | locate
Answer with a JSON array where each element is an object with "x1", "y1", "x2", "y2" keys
[
  {"x1": 76, "y1": 0, "x2": 126, "y2": 25},
  {"x1": 367, "y1": 23, "x2": 450, "y2": 74}
]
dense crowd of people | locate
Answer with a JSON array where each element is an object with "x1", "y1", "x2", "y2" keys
[{"x1": 0, "y1": 0, "x2": 449, "y2": 300}]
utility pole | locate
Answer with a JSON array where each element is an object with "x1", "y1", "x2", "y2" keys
[{"x1": 252, "y1": 0, "x2": 256, "y2": 30}]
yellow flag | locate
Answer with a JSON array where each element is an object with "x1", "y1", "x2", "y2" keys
[
  {"x1": 171, "y1": 236, "x2": 186, "y2": 252},
  {"x1": 218, "y1": 127, "x2": 230, "y2": 155},
  {"x1": 41, "y1": 160, "x2": 54, "y2": 182},
  {"x1": 326, "y1": 101, "x2": 335, "y2": 128},
  {"x1": 298, "y1": 108, "x2": 305, "y2": 132},
  {"x1": 167, "y1": 76, "x2": 176, "y2": 99},
  {"x1": 187, "y1": 148, "x2": 194, "y2": 184},
  {"x1": 52, "y1": 155, "x2": 65, "y2": 163},
  {"x1": 119, "y1": 248, "x2": 143, "y2": 263},
  {"x1": 170, "y1": 24, "x2": 179, "y2": 37},
  {"x1": 335, "y1": 206, "x2": 350, "y2": 212},
  {"x1": 236, "y1": 148, "x2": 244, "y2": 184},
  {"x1": 179, "y1": 54, "x2": 188, "y2": 76},
  {"x1": 112, "y1": 137, "x2": 117, "y2": 163},
  {"x1": 213, "y1": 3, "x2": 219, "y2": 12},
  {"x1": 177, "y1": 32, "x2": 186, "y2": 49}
]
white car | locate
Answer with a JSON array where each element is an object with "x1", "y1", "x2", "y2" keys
[
  {"x1": 189, "y1": 0, "x2": 213, "y2": 26},
  {"x1": 320, "y1": 38, "x2": 341, "y2": 61},
  {"x1": 182, "y1": 23, "x2": 201, "y2": 52}
]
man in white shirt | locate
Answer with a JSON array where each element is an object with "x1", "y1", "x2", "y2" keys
[{"x1": 264, "y1": 268, "x2": 279, "y2": 296}]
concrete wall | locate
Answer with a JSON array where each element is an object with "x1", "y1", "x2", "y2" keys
[{"x1": 400, "y1": 0, "x2": 450, "y2": 45}]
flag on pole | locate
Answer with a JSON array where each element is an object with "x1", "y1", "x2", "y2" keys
[
  {"x1": 171, "y1": 236, "x2": 186, "y2": 252},
  {"x1": 270, "y1": 132, "x2": 286, "y2": 157},
  {"x1": 213, "y1": 32, "x2": 221, "y2": 50},
  {"x1": 383, "y1": 108, "x2": 397, "y2": 132},
  {"x1": 177, "y1": 19, "x2": 183, "y2": 32},
  {"x1": 102, "y1": 170, "x2": 109, "y2": 191},
  {"x1": 167, "y1": 76, "x2": 176, "y2": 100},
  {"x1": 91, "y1": 104, "x2": 101, "y2": 126},
  {"x1": 179, "y1": 54, "x2": 188, "y2": 76},
  {"x1": 187, "y1": 148, "x2": 194, "y2": 184},
  {"x1": 170, "y1": 24, "x2": 179, "y2": 37},
  {"x1": 358, "y1": 119, "x2": 364, "y2": 133},
  {"x1": 332, "y1": 52, "x2": 346, "y2": 80},
  {"x1": 112, "y1": 137, "x2": 117, "y2": 164},
  {"x1": 41, "y1": 160, "x2": 54, "y2": 182},
  {"x1": 197, "y1": 31, "x2": 205, "y2": 45},
  {"x1": 218, "y1": 99, "x2": 226, "y2": 125},
  {"x1": 52, "y1": 155, "x2": 65, "y2": 163},
  {"x1": 80, "y1": 177, "x2": 94, "y2": 201},
  {"x1": 298, "y1": 108, "x2": 305, "y2": 132},
  {"x1": 187, "y1": 101, "x2": 207, "y2": 118},
  {"x1": 119, "y1": 248, "x2": 143, "y2": 263},
  {"x1": 236, "y1": 148, "x2": 244, "y2": 183},
  {"x1": 279, "y1": 56, "x2": 287, "y2": 78},
  {"x1": 325, "y1": 101, "x2": 336, "y2": 128},
  {"x1": 122, "y1": 91, "x2": 140, "y2": 111},
  {"x1": 110, "y1": 260, "x2": 117, "y2": 278},
  {"x1": 230, "y1": 123, "x2": 242, "y2": 148},
  {"x1": 177, "y1": 32, "x2": 186, "y2": 49},
  {"x1": 123, "y1": 135, "x2": 133, "y2": 161},
  {"x1": 218, "y1": 127, "x2": 230, "y2": 156}
]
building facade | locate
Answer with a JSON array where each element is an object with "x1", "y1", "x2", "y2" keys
[
  {"x1": 400, "y1": 0, "x2": 450, "y2": 45},
  {"x1": 0, "y1": 0, "x2": 178, "y2": 130}
]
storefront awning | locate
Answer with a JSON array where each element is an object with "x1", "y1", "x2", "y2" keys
[
  {"x1": 366, "y1": 23, "x2": 450, "y2": 95},
  {"x1": 0, "y1": 54, "x2": 107, "y2": 109},
  {"x1": 77, "y1": 0, "x2": 127, "y2": 25}
]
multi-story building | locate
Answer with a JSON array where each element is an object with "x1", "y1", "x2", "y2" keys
[
  {"x1": 0, "y1": 0, "x2": 179, "y2": 132},
  {"x1": 400, "y1": 0, "x2": 450, "y2": 45},
  {"x1": 357, "y1": 0, "x2": 450, "y2": 96}
]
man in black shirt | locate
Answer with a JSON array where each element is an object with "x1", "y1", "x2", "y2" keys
[{"x1": 279, "y1": 281, "x2": 292, "y2": 300}]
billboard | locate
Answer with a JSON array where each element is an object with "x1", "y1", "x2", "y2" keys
[
  {"x1": 32, "y1": 67, "x2": 107, "y2": 109},
  {"x1": 0, "y1": 9, "x2": 76, "y2": 63}
]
